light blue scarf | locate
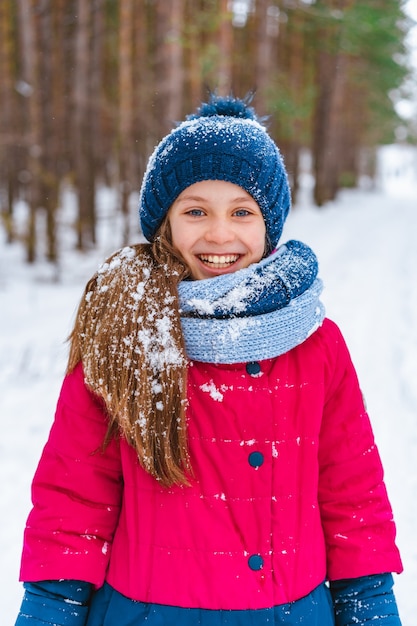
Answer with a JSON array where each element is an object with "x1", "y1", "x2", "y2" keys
[{"x1": 178, "y1": 240, "x2": 325, "y2": 364}]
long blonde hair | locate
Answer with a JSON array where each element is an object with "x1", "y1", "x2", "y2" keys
[{"x1": 67, "y1": 222, "x2": 192, "y2": 486}]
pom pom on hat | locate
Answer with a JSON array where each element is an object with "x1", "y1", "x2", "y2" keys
[
  {"x1": 188, "y1": 93, "x2": 260, "y2": 120},
  {"x1": 139, "y1": 94, "x2": 291, "y2": 247}
]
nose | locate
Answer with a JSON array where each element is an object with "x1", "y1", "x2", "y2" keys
[{"x1": 204, "y1": 217, "x2": 235, "y2": 245}]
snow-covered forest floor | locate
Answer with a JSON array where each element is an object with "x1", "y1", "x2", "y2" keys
[{"x1": 1, "y1": 144, "x2": 416, "y2": 624}]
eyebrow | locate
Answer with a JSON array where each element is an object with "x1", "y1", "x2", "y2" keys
[{"x1": 176, "y1": 195, "x2": 206, "y2": 203}]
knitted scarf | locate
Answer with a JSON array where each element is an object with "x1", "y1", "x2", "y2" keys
[{"x1": 177, "y1": 240, "x2": 325, "y2": 364}]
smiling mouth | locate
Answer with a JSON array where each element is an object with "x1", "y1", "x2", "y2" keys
[{"x1": 198, "y1": 254, "x2": 240, "y2": 269}]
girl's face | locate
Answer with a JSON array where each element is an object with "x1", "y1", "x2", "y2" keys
[{"x1": 168, "y1": 180, "x2": 266, "y2": 280}]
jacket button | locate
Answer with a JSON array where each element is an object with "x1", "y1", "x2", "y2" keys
[
  {"x1": 248, "y1": 451, "x2": 264, "y2": 468},
  {"x1": 248, "y1": 554, "x2": 264, "y2": 571},
  {"x1": 246, "y1": 361, "x2": 261, "y2": 376}
]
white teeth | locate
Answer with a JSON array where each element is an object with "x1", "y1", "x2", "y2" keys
[{"x1": 199, "y1": 254, "x2": 238, "y2": 266}]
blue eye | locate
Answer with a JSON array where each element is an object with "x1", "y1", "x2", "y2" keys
[
  {"x1": 234, "y1": 209, "x2": 250, "y2": 217},
  {"x1": 187, "y1": 209, "x2": 204, "y2": 216}
]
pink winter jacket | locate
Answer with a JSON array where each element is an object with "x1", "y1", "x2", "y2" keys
[{"x1": 20, "y1": 318, "x2": 402, "y2": 610}]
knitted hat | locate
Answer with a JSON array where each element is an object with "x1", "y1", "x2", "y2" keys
[{"x1": 139, "y1": 94, "x2": 291, "y2": 247}]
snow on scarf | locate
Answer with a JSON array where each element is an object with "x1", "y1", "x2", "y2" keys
[{"x1": 178, "y1": 240, "x2": 325, "y2": 364}]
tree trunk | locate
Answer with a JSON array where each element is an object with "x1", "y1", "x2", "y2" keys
[
  {"x1": 16, "y1": 0, "x2": 43, "y2": 262},
  {"x1": 91, "y1": 0, "x2": 104, "y2": 183},
  {"x1": 155, "y1": 0, "x2": 184, "y2": 134},
  {"x1": 119, "y1": 0, "x2": 134, "y2": 244},
  {"x1": 312, "y1": 0, "x2": 354, "y2": 206},
  {"x1": 184, "y1": 0, "x2": 203, "y2": 108},
  {"x1": 217, "y1": 0, "x2": 233, "y2": 95},
  {"x1": 37, "y1": 0, "x2": 60, "y2": 263},
  {"x1": 73, "y1": 0, "x2": 96, "y2": 249},
  {"x1": 133, "y1": 0, "x2": 155, "y2": 185},
  {"x1": 0, "y1": 0, "x2": 17, "y2": 242},
  {"x1": 285, "y1": 10, "x2": 305, "y2": 204},
  {"x1": 254, "y1": 0, "x2": 277, "y2": 116}
]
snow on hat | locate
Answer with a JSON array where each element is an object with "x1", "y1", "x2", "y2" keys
[{"x1": 139, "y1": 94, "x2": 291, "y2": 247}]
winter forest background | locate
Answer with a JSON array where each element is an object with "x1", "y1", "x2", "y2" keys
[
  {"x1": 1, "y1": 0, "x2": 416, "y2": 262},
  {"x1": 1, "y1": 1, "x2": 417, "y2": 625}
]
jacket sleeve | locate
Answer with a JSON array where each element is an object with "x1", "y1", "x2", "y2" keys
[
  {"x1": 317, "y1": 320, "x2": 402, "y2": 581},
  {"x1": 330, "y1": 573, "x2": 402, "y2": 626},
  {"x1": 19, "y1": 362, "x2": 123, "y2": 587},
  {"x1": 15, "y1": 580, "x2": 92, "y2": 626}
]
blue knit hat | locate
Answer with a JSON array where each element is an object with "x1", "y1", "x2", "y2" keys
[{"x1": 139, "y1": 95, "x2": 291, "y2": 247}]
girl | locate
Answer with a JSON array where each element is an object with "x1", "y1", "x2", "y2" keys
[{"x1": 16, "y1": 95, "x2": 403, "y2": 626}]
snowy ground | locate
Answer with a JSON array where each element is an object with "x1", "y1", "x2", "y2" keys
[{"x1": 1, "y1": 144, "x2": 416, "y2": 624}]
